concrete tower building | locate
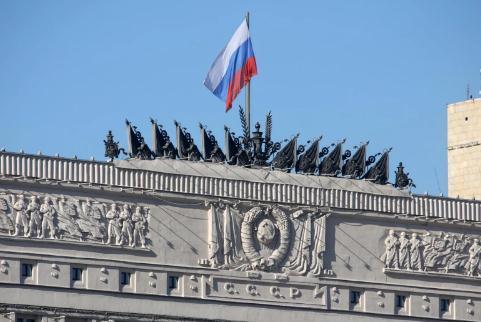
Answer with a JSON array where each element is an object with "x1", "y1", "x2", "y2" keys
[{"x1": 447, "y1": 98, "x2": 481, "y2": 199}]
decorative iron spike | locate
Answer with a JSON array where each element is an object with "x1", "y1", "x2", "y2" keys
[{"x1": 104, "y1": 130, "x2": 126, "y2": 162}]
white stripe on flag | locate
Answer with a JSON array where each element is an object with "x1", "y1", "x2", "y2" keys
[{"x1": 204, "y1": 18, "x2": 250, "y2": 91}]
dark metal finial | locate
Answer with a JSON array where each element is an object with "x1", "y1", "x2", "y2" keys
[
  {"x1": 395, "y1": 162, "x2": 415, "y2": 189},
  {"x1": 104, "y1": 130, "x2": 126, "y2": 162}
]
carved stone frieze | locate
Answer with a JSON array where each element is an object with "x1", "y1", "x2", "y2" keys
[
  {"x1": 202, "y1": 202, "x2": 327, "y2": 276},
  {"x1": 0, "y1": 193, "x2": 150, "y2": 248},
  {"x1": 381, "y1": 229, "x2": 481, "y2": 277}
]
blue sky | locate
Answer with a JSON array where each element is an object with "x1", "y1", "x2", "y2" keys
[{"x1": 1, "y1": 1, "x2": 480, "y2": 195}]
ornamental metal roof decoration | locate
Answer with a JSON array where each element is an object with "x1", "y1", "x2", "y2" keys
[
  {"x1": 296, "y1": 138, "x2": 321, "y2": 175},
  {"x1": 104, "y1": 130, "x2": 126, "y2": 162},
  {"x1": 105, "y1": 111, "x2": 414, "y2": 189},
  {"x1": 151, "y1": 118, "x2": 176, "y2": 159},
  {"x1": 200, "y1": 123, "x2": 225, "y2": 162},
  {"x1": 239, "y1": 109, "x2": 282, "y2": 167},
  {"x1": 271, "y1": 134, "x2": 299, "y2": 171},
  {"x1": 224, "y1": 126, "x2": 246, "y2": 166},
  {"x1": 342, "y1": 142, "x2": 368, "y2": 178},
  {"x1": 395, "y1": 162, "x2": 416, "y2": 189},
  {"x1": 319, "y1": 140, "x2": 347, "y2": 176},
  {"x1": 175, "y1": 121, "x2": 202, "y2": 161},
  {"x1": 363, "y1": 148, "x2": 391, "y2": 185},
  {"x1": 126, "y1": 119, "x2": 154, "y2": 160}
]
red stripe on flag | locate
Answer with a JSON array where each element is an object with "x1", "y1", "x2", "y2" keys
[{"x1": 225, "y1": 56, "x2": 258, "y2": 112}]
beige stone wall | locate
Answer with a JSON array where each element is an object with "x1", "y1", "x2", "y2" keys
[{"x1": 447, "y1": 98, "x2": 481, "y2": 199}]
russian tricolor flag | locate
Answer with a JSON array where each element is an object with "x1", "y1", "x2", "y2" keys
[{"x1": 204, "y1": 18, "x2": 258, "y2": 111}]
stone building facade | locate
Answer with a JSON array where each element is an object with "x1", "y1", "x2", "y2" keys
[
  {"x1": 448, "y1": 98, "x2": 481, "y2": 199},
  {"x1": 1, "y1": 151, "x2": 481, "y2": 321}
]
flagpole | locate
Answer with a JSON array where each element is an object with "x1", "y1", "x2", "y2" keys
[{"x1": 245, "y1": 11, "x2": 251, "y2": 137}]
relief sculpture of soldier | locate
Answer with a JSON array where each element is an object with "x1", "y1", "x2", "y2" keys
[
  {"x1": 0, "y1": 195, "x2": 14, "y2": 235},
  {"x1": 424, "y1": 234, "x2": 452, "y2": 271},
  {"x1": 26, "y1": 196, "x2": 42, "y2": 238},
  {"x1": 39, "y1": 197, "x2": 57, "y2": 239},
  {"x1": 57, "y1": 197, "x2": 83, "y2": 241},
  {"x1": 421, "y1": 232, "x2": 434, "y2": 270},
  {"x1": 80, "y1": 199, "x2": 107, "y2": 241},
  {"x1": 106, "y1": 203, "x2": 121, "y2": 245},
  {"x1": 119, "y1": 204, "x2": 134, "y2": 246},
  {"x1": 381, "y1": 229, "x2": 399, "y2": 269},
  {"x1": 132, "y1": 206, "x2": 147, "y2": 248},
  {"x1": 466, "y1": 239, "x2": 481, "y2": 277},
  {"x1": 409, "y1": 232, "x2": 423, "y2": 271},
  {"x1": 398, "y1": 232, "x2": 410, "y2": 270},
  {"x1": 444, "y1": 235, "x2": 470, "y2": 273},
  {"x1": 13, "y1": 195, "x2": 28, "y2": 237}
]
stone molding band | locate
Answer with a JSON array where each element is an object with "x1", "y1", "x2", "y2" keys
[
  {"x1": 1, "y1": 152, "x2": 480, "y2": 222},
  {"x1": 0, "y1": 303, "x2": 225, "y2": 322}
]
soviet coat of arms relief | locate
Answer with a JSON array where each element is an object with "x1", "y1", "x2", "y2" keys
[{"x1": 201, "y1": 201, "x2": 328, "y2": 277}]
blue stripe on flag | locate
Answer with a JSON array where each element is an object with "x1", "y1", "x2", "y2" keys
[{"x1": 212, "y1": 38, "x2": 255, "y2": 101}]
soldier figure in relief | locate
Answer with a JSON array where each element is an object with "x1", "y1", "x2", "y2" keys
[
  {"x1": 424, "y1": 234, "x2": 451, "y2": 271},
  {"x1": 409, "y1": 232, "x2": 423, "y2": 271},
  {"x1": 466, "y1": 238, "x2": 481, "y2": 277},
  {"x1": 444, "y1": 234, "x2": 470, "y2": 273},
  {"x1": 57, "y1": 197, "x2": 83, "y2": 240},
  {"x1": 13, "y1": 195, "x2": 28, "y2": 236},
  {"x1": 398, "y1": 232, "x2": 410, "y2": 270},
  {"x1": 40, "y1": 197, "x2": 57, "y2": 239},
  {"x1": 106, "y1": 203, "x2": 121, "y2": 245},
  {"x1": 27, "y1": 196, "x2": 41, "y2": 238},
  {"x1": 382, "y1": 229, "x2": 399, "y2": 269},
  {"x1": 422, "y1": 232, "x2": 434, "y2": 271},
  {"x1": 119, "y1": 204, "x2": 133, "y2": 246},
  {"x1": 82, "y1": 199, "x2": 106, "y2": 241},
  {"x1": 132, "y1": 206, "x2": 147, "y2": 248}
]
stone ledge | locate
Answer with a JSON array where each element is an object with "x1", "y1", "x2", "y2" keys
[
  {"x1": 383, "y1": 267, "x2": 481, "y2": 282},
  {"x1": 0, "y1": 234, "x2": 152, "y2": 252}
]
